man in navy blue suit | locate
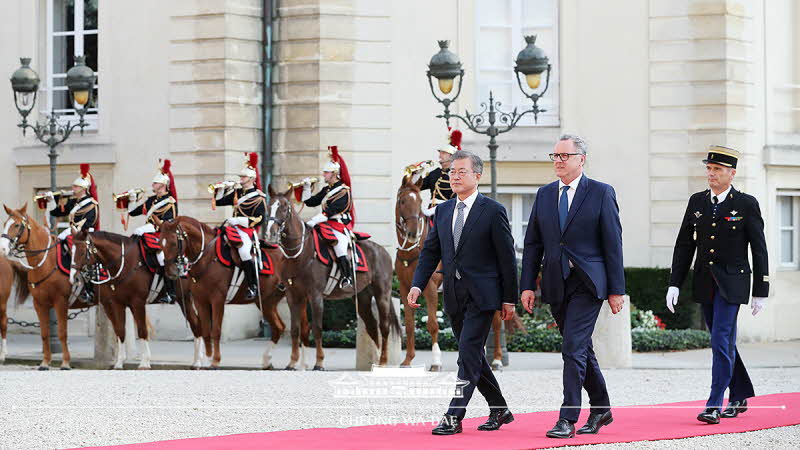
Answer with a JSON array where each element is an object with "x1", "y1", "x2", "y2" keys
[
  {"x1": 409, "y1": 150, "x2": 518, "y2": 436},
  {"x1": 520, "y1": 134, "x2": 626, "y2": 439}
]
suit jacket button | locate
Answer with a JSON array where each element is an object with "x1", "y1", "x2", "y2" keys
[
  {"x1": 709, "y1": 261, "x2": 714, "y2": 265},
  {"x1": 710, "y1": 235, "x2": 715, "y2": 239},
  {"x1": 740, "y1": 269, "x2": 744, "y2": 273},
  {"x1": 710, "y1": 249, "x2": 715, "y2": 253},
  {"x1": 712, "y1": 223, "x2": 717, "y2": 227},
  {"x1": 732, "y1": 226, "x2": 736, "y2": 230}
]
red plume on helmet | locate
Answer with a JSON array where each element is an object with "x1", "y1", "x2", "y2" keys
[
  {"x1": 247, "y1": 152, "x2": 261, "y2": 191},
  {"x1": 80, "y1": 163, "x2": 100, "y2": 229},
  {"x1": 328, "y1": 145, "x2": 355, "y2": 227},
  {"x1": 449, "y1": 129, "x2": 462, "y2": 150},
  {"x1": 160, "y1": 159, "x2": 177, "y2": 200}
]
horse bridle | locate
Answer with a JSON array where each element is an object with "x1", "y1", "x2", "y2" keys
[
  {"x1": 76, "y1": 234, "x2": 126, "y2": 285},
  {"x1": 266, "y1": 199, "x2": 306, "y2": 259},
  {"x1": 2, "y1": 215, "x2": 58, "y2": 268},
  {"x1": 169, "y1": 222, "x2": 206, "y2": 277},
  {"x1": 395, "y1": 189, "x2": 426, "y2": 252}
]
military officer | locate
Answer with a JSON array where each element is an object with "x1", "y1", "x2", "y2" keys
[
  {"x1": 666, "y1": 145, "x2": 769, "y2": 424},
  {"x1": 214, "y1": 152, "x2": 267, "y2": 300},
  {"x1": 416, "y1": 128, "x2": 461, "y2": 217},
  {"x1": 127, "y1": 159, "x2": 178, "y2": 304}
]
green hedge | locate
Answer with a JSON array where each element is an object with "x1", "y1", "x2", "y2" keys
[
  {"x1": 314, "y1": 327, "x2": 711, "y2": 353},
  {"x1": 625, "y1": 268, "x2": 701, "y2": 330}
]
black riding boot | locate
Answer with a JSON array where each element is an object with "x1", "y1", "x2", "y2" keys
[
  {"x1": 157, "y1": 277, "x2": 177, "y2": 304},
  {"x1": 336, "y1": 256, "x2": 354, "y2": 289},
  {"x1": 79, "y1": 284, "x2": 96, "y2": 305},
  {"x1": 243, "y1": 260, "x2": 258, "y2": 300}
]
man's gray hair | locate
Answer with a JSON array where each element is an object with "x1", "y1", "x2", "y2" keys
[
  {"x1": 452, "y1": 150, "x2": 484, "y2": 174},
  {"x1": 559, "y1": 134, "x2": 588, "y2": 155}
]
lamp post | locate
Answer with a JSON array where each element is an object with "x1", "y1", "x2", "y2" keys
[
  {"x1": 426, "y1": 36, "x2": 550, "y2": 200},
  {"x1": 9, "y1": 56, "x2": 96, "y2": 353}
]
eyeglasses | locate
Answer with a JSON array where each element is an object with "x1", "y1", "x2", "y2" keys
[
  {"x1": 549, "y1": 153, "x2": 582, "y2": 162},
  {"x1": 447, "y1": 169, "x2": 475, "y2": 178}
]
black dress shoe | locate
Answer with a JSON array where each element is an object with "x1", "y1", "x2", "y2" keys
[
  {"x1": 546, "y1": 418, "x2": 576, "y2": 439},
  {"x1": 477, "y1": 408, "x2": 515, "y2": 431},
  {"x1": 721, "y1": 399, "x2": 748, "y2": 418},
  {"x1": 577, "y1": 411, "x2": 614, "y2": 434},
  {"x1": 432, "y1": 414, "x2": 462, "y2": 435},
  {"x1": 697, "y1": 407, "x2": 721, "y2": 424}
]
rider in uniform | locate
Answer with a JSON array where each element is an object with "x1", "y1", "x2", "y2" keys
[
  {"x1": 301, "y1": 146, "x2": 355, "y2": 289},
  {"x1": 214, "y1": 152, "x2": 267, "y2": 300},
  {"x1": 47, "y1": 163, "x2": 99, "y2": 303},
  {"x1": 418, "y1": 128, "x2": 460, "y2": 217},
  {"x1": 127, "y1": 159, "x2": 178, "y2": 304}
]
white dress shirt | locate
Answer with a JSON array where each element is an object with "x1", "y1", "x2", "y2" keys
[
  {"x1": 558, "y1": 172, "x2": 583, "y2": 210},
  {"x1": 451, "y1": 189, "x2": 479, "y2": 232},
  {"x1": 711, "y1": 185, "x2": 732, "y2": 204}
]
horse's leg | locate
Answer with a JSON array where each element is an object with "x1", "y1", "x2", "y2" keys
[
  {"x1": 108, "y1": 301, "x2": 128, "y2": 370},
  {"x1": 131, "y1": 303, "x2": 151, "y2": 370},
  {"x1": 285, "y1": 295, "x2": 304, "y2": 370},
  {"x1": 397, "y1": 273, "x2": 415, "y2": 367},
  {"x1": 309, "y1": 296, "x2": 325, "y2": 371},
  {"x1": 32, "y1": 299, "x2": 51, "y2": 370},
  {"x1": 373, "y1": 287, "x2": 393, "y2": 367},
  {"x1": 356, "y1": 288, "x2": 380, "y2": 366},
  {"x1": 261, "y1": 293, "x2": 284, "y2": 370},
  {"x1": 196, "y1": 299, "x2": 213, "y2": 369},
  {"x1": 209, "y1": 300, "x2": 223, "y2": 369},
  {"x1": 424, "y1": 281, "x2": 442, "y2": 372},
  {"x1": 491, "y1": 312, "x2": 503, "y2": 371},
  {"x1": 181, "y1": 293, "x2": 204, "y2": 369},
  {"x1": 0, "y1": 300, "x2": 7, "y2": 363},
  {"x1": 55, "y1": 299, "x2": 71, "y2": 370}
]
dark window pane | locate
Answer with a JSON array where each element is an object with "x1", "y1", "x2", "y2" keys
[
  {"x1": 84, "y1": 33, "x2": 98, "y2": 72},
  {"x1": 52, "y1": 36, "x2": 75, "y2": 75},
  {"x1": 85, "y1": 0, "x2": 98, "y2": 30},
  {"x1": 54, "y1": 0, "x2": 75, "y2": 33}
]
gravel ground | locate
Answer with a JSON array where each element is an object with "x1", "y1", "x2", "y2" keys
[{"x1": 0, "y1": 365, "x2": 798, "y2": 449}]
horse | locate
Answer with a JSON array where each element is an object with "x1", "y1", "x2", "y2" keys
[
  {"x1": 0, "y1": 203, "x2": 93, "y2": 370},
  {"x1": 0, "y1": 255, "x2": 30, "y2": 363},
  {"x1": 394, "y1": 175, "x2": 444, "y2": 370},
  {"x1": 70, "y1": 229, "x2": 206, "y2": 369},
  {"x1": 264, "y1": 185, "x2": 400, "y2": 370},
  {"x1": 159, "y1": 216, "x2": 288, "y2": 369}
]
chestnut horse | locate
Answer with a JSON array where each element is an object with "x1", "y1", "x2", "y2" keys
[
  {"x1": 0, "y1": 256, "x2": 30, "y2": 363},
  {"x1": 0, "y1": 204, "x2": 93, "y2": 369},
  {"x1": 70, "y1": 229, "x2": 206, "y2": 369},
  {"x1": 264, "y1": 185, "x2": 400, "y2": 370},
  {"x1": 159, "y1": 216, "x2": 288, "y2": 369},
  {"x1": 394, "y1": 175, "x2": 444, "y2": 370}
]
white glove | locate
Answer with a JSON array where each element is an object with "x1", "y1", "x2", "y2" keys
[
  {"x1": 128, "y1": 191, "x2": 138, "y2": 202},
  {"x1": 422, "y1": 205, "x2": 437, "y2": 217},
  {"x1": 666, "y1": 286, "x2": 680, "y2": 313},
  {"x1": 751, "y1": 297, "x2": 767, "y2": 316},
  {"x1": 302, "y1": 177, "x2": 313, "y2": 186},
  {"x1": 411, "y1": 173, "x2": 421, "y2": 184},
  {"x1": 305, "y1": 213, "x2": 327, "y2": 227},
  {"x1": 46, "y1": 192, "x2": 56, "y2": 208},
  {"x1": 301, "y1": 181, "x2": 312, "y2": 202},
  {"x1": 226, "y1": 217, "x2": 249, "y2": 227}
]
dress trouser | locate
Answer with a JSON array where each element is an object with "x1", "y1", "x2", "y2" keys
[
  {"x1": 551, "y1": 272, "x2": 611, "y2": 423},
  {"x1": 702, "y1": 284, "x2": 755, "y2": 410},
  {"x1": 446, "y1": 278, "x2": 508, "y2": 419}
]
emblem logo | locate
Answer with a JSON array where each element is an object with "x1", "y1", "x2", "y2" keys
[{"x1": 694, "y1": 211, "x2": 702, "y2": 218}]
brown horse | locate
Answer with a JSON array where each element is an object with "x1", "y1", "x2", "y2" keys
[
  {"x1": 0, "y1": 203, "x2": 93, "y2": 369},
  {"x1": 159, "y1": 216, "x2": 288, "y2": 369},
  {"x1": 264, "y1": 185, "x2": 400, "y2": 370},
  {"x1": 70, "y1": 229, "x2": 204, "y2": 369},
  {"x1": 0, "y1": 256, "x2": 30, "y2": 363},
  {"x1": 394, "y1": 175, "x2": 444, "y2": 370}
]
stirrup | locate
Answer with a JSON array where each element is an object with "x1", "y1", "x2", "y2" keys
[{"x1": 339, "y1": 277, "x2": 353, "y2": 289}]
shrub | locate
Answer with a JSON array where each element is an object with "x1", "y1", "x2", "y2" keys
[{"x1": 625, "y1": 268, "x2": 701, "y2": 330}]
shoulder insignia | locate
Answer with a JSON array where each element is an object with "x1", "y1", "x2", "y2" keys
[{"x1": 731, "y1": 210, "x2": 737, "y2": 216}]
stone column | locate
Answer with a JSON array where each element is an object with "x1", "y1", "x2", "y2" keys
[
  {"x1": 649, "y1": 0, "x2": 758, "y2": 265},
  {"x1": 93, "y1": 304, "x2": 116, "y2": 368},
  {"x1": 591, "y1": 295, "x2": 632, "y2": 369},
  {"x1": 274, "y1": 0, "x2": 399, "y2": 369}
]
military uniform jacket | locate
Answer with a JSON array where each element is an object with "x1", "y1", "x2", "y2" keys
[
  {"x1": 669, "y1": 187, "x2": 769, "y2": 304},
  {"x1": 217, "y1": 187, "x2": 267, "y2": 229},
  {"x1": 304, "y1": 180, "x2": 352, "y2": 224},
  {"x1": 129, "y1": 194, "x2": 177, "y2": 229},
  {"x1": 421, "y1": 167, "x2": 454, "y2": 206},
  {"x1": 51, "y1": 194, "x2": 98, "y2": 231}
]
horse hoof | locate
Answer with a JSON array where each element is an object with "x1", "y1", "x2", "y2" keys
[
  {"x1": 60, "y1": 366, "x2": 71, "y2": 371},
  {"x1": 491, "y1": 362, "x2": 503, "y2": 372},
  {"x1": 312, "y1": 365, "x2": 325, "y2": 371},
  {"x1": 37, "y1": 366, "x2": 49, "y2": 371},
  {"x1": 207, "y1": 366, "x2": 220, "y2": 371},
  {"x1": 429, "y1": 365, "x2": 441, "y2": 372},
  {"x1": 262, "y1": 364, "x2": 275, "y2": 371},
  {"x1": 137, "y1": 367, "x2": 151, "y2": 371},
  {"x1": 284, "y1": 366, "x2": 296, "y2": 371}
]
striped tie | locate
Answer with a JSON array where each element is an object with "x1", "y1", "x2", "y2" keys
[{"x1": 453, "y1": 202, "x2": 466, "y2": 279}]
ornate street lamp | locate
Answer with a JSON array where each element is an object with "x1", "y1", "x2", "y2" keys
[
  {"x1": 9, "y1": 55, "x2": 96, "y2": 353},
  {"x1": 426, "y1": 36, "x2": 551, "y2": 200}
]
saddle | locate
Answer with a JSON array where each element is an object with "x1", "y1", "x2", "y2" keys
[
  {"x1": 215, "y1": 227, "x2": 275, "y2": 275},
  {"x1": 136, "y1": 237, "x2": 161, "y2": 274},
  {"x1": 311, "y1": 227, "x2": 369, "y2": 273},
  {"x1": 57, "y1": 235, "x2": 109, "y2": 280}
]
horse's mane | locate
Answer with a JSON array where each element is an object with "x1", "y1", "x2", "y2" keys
[
  {"x1": 91, "y1": 230, "x2": 133, "y2": 244},
  {"x1": 175, "y1": 216, "x2": 216, "y2": 234},
  {"x1": 398, "y1": 175, "x2": 421, "y2": 193}
]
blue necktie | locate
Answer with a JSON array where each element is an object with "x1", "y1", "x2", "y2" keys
[{"x1": 559, "y1": 186, "x2": 571, "y2": 279}]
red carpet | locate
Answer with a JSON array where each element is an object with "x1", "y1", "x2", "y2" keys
[{"x1": 77, "y1": 392, "x2": 800, "y2": 450}]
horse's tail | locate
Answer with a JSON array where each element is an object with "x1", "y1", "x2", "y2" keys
[
  {"x1": 505, "y1": 312, "x2": 528, "y2": 335},
  {"x1": 8, "y1": 259, "x2": 30, "y2": 305}
]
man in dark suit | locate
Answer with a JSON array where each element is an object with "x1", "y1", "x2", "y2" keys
[
  {"x1": 666, "y1": 145, "x2": 769, "y2": 424},
  {"x1": 409, "y1": 150, "x2": 518, "y2": 436},
  {"x1": 520, "y1": 134, "x2": 625, "y2": 439}
]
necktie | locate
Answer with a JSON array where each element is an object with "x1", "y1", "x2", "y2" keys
[
  {"x1": 453, "y1": 201, "x2": 466, "y2": 279},
  {"x1": 712, "y1": 196, "x2": 719, "y2": 219},
  {"x1": 559, "y1": 186, "x2": 571, "y2": 279}
]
